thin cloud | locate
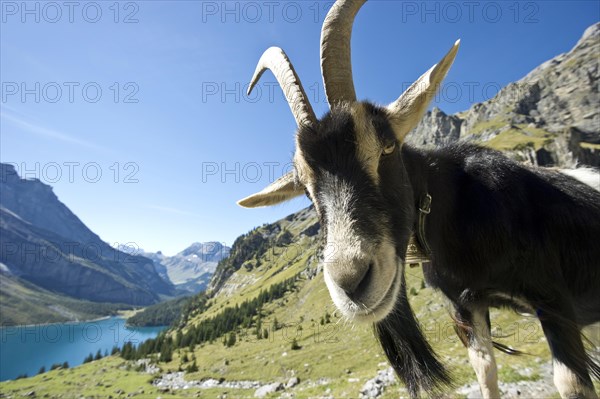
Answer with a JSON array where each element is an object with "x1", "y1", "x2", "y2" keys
[{"x1": 1, "y1": 110, "x2": 105, "y2": 151}]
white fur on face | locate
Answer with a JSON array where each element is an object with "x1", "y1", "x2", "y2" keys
[
  {"x1": 320, "y1": 173, "x2": 401, "y2": 322},
  {"x1": 323, "y1": 256, "x2": 402, "y2": 323},
  {"x1": 560, "y1": 168, "x2": 600, "y2": 191},
  {"x1": 352, "y1": 103, "x2": 381, "y2": 184},
  {"x1": 320, "y1": 174, "x2": 363, "y2": 258}
]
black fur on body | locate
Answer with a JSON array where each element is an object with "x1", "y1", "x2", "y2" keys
[
  {"x1": 402, "y1": 143, "x2": 600, "y2": 387},
  {"x1": 295, "y1": 103, "x2": 600, "y2": 395}
]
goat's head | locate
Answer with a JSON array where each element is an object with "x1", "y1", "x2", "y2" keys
[{"x1": 238, "y1": 0, "x2": 459, "y2": 323}]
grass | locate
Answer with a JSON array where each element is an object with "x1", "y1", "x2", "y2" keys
[
  {"x1": 0, "y1": 356, "x2": 162, "y2": 398},
  {"x1": 498, "y1": 367, "x2": 540, "y2": 383},
  {"x1": 581, "y1": 142, "x2": 600, "y2": 150},
  {"x1": 465, "y1": 117, "x2": 508, "y2": 137},
  {"x1": 464, "y1": 116, "x2": 558, "y2": 152},
  {"x1": 0, "y1": 275, "x2": 133, "y2": 326},
  {"x1": 484, "y1": 125, "x2": 555, "y2": 151}
]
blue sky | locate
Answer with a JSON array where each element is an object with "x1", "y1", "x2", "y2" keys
[{"x1": 1, "y1": 1, "x2": 598, "y2": 255}]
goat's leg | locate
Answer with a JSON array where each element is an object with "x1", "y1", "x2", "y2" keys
[
  {"x1": 536, "y1": 301, "x2": 598, "y2": 399},
  {"x1": 455, "y1": 307, "x2": 501, "y2": 399},
  {"x1": 552, "y1": 361, "x2": 598, "y2": 399}
]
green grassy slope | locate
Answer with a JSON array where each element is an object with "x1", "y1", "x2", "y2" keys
[{"x1": 0, "y1": 274, "x2": 133, "y2": 326}]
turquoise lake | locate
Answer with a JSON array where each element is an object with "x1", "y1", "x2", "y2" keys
[{"x1": 0, "y1": 317, "x2": 166, "y2": 381}]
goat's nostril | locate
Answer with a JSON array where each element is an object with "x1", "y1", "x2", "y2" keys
[
  {"x1": 344, "y1": 262, "x2": 373, "y2": 297},
  {"x1": 356, "y1": 262, "x2": 374, "y2": 292}
]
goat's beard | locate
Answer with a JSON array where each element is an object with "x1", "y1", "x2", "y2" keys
[{"x1": 374, "y1": 271, "x2": 452, "y2": 398}]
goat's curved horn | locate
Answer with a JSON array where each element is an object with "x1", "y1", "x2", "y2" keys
[
  {"x1": 387, "y1": 40, "x2": 460, "y2": 140},
  {"x1": 247, "y1": 46, "x2": 317, "y2": 128},
  {"x1": 320, "y1": 0, "x2": 367, "y2": 106}
]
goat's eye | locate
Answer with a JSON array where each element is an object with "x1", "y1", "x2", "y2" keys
[{"x1": 382, "y1": 142, "x2": 396, "y2": 156}]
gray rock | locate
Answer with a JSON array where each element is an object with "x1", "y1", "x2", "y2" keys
[
  {"x1": 199, "y1": 379, "x2": 220, "y2": 388},
  {"x1": 285, "y1": 377, "x2": 299, "y2": 389},
  {"x1": 359, "y1": 367, "x2": 396, "y2": 398},
  {"x1": 254, "y1": 382, "x2": 283, "y2": 398},
  {"x1": 408, "y1": 107, "x2": 462, "y2": 148}
]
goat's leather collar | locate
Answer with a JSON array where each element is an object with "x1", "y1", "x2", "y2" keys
[{"x1": 405, "y1": 193, "x2": 432, "y2": 266}]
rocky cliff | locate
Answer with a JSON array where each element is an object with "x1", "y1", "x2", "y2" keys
[
  {"x1": 408, "y1": 22, "x2": 600, "y2": 167},
  {"x1": 0, "y1": 163, "x2": 175, "y2": 310}
]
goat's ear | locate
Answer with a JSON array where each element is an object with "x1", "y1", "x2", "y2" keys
[
  {"x1": 237, "y1": 172, "x2": 304, "y2": 208},
  {"x1": 387, "y1": 40, "x2": 460, "y2": 141}
]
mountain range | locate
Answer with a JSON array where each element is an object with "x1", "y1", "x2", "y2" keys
[
  {"x1": 142, "y1": 242, "x2": 230, "y2": 294},
  {"x1": 0, "y1": 164, "x2": 227, "y2": 326}
]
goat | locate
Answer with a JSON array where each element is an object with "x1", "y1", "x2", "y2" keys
[{"x1": 237, "y1": 0, "x2": 600, "y2": 397}]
